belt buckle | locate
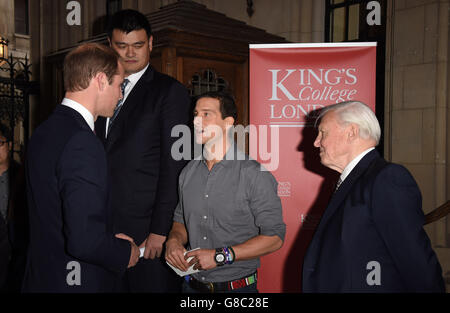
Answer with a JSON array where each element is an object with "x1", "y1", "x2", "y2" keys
[{"x1": 207, "y1": 282, "x2": 214, "y2": 293}]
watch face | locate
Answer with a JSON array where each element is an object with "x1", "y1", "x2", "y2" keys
[{"x1": 216, "y1": 253, "x2": 225, "y2": 263}]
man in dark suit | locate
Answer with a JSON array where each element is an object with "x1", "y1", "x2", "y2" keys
[
  {"x1": 0, "y1": 123, "x2": 29, "y2": 292},
  {"x1": 94, "y1": 10, "x2": 191, "y2": 292},
  {"x1": 23, "y1": 43, "x2": 140, "y2": 292},
  {"x1": 0, "y1": 123, "x2": 13, "y2": 291},
  {"x1": 302, "y1": 100, "x2": 445, "y2": 292}
]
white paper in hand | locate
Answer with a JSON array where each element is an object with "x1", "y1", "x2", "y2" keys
[
  {"x1": 139, "y1": 247, "x2": 145, "y2": 258},
  {"x1": 166, "y1": 248, "x2": 200, "y2": 277}
]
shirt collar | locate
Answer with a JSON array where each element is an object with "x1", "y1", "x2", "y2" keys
[
  {"x1": 120, "y1": 63, "x2": 149, "y2": 103},
  {"x1": 61, "y1": 98, "x2": 95, "y2": 131},
  {"x1": 125, "y1": 63, "x2": 149, "y2": 88},
  {"x1": 340, "y1": 147, "x2": 375, "y2": 182},
  {"x1": 0, "y1": 167, "x2": 9, "y2": 178},
  {"x1": 201, "y1": 143, "x2": 247, "y2": 168}
]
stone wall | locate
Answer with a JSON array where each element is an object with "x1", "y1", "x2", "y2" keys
[{"x1": 386, "y1": 0, "x2": 449, "y2": 289}]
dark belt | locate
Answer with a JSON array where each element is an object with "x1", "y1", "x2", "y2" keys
[{"x1": 186, "y1": 272, "x2": 257, "y2": 293}]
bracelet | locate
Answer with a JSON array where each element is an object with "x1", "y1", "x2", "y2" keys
[
  {"x1": 228, "y1": 246, "x2": 235, "y2": 262},
  {"x1": 222, "y1": 246, "x2": 235, "y2": 265}
]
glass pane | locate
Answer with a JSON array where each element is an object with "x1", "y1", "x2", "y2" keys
[
  {"x1": 14, "y1": 0, "x2": 28, "y2": 35},
  {"x1": 348, "y1": 4, "x2": 360, "y2": 40},
  {"x1": 332, "y1": 7, "x2": 346, "y2": 42},
  {"x1": 189, "y1": 70, "x2": 228, "y2": 96}
]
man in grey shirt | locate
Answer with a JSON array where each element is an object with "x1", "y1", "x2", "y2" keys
[{"x1": 165, "y1": 91, "x2": 286, "y2": 293}]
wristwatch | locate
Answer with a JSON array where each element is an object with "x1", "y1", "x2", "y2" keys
[{"x1": 214, "y1": 248, "x2": 226, "y2": 266}]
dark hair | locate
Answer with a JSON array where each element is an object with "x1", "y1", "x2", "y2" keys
[
  {"x1": 197, "y1": 91, "x2": 238, "y2": 122},
  {"x1": 0, "y1": 123, "x2": 12, "y2": 142},
  {"x1": 64, "y1": 43, "x2": 120, "y2": 92},
  {"x1": 107, "y1": 9, "x2": 152, "y2": 39}
]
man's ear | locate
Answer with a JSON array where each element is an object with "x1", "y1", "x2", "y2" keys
[
  {"x1": 224, "y1": 116, "x2": 235, "y2": 127},
  {"x1": 347, "y1": 123, "x2": 359, "y2": 141},
  {"x1": 148, "y1": 35, "x2": 153, "y2": 53},
  {"x1": 94, "y1": 72, "x2": 107, "y2": 91}
]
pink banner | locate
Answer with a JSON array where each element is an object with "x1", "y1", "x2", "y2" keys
[{"x1": 249, "y1": 43, "x2": 377, "y2": 292}]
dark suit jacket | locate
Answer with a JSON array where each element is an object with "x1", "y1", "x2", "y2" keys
[
  {"x1": 0, "y1": 209, "x2": 9, "y2": 289},
  {"x1": 302, "y1": 150, "x2": 445, "y2": 292},
  {"x1": 0, "y1": 161, "x2": 23, "y2": 291},
  {"x1": 2, "y1": 161, "x2": 29, "y2": 292},
  {"x1": 95, "y1": 66, "x2": 190, "y2": 245},
  {"x1": 23, "y1": 105, "x2": 130, "y2": 292}
]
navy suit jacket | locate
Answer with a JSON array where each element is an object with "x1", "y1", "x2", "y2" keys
[
  {"x1": 302, "y1": 150, "x2": 445, "y2": 292},
  {"x1": 95, "y1": 66, "x2": 190, "y2": 245},
  {"x1": 23, "y1": 105, "x2": 130, "y2": 292}
]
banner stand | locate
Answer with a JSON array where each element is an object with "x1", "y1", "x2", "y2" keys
[{"x1": 249, "y1": 43, "x2": 377, "y2": 292}]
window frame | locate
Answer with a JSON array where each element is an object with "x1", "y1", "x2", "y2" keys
[
  {"x1": 325, "y1": 0, "x2": 387, "y2": 154},
  {"x1": 14, "y1": 0, "x2": 29, "y2": 36}
]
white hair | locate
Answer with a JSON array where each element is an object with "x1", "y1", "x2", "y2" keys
[{"x1": 318, "y1": 101, "x2": 381, "y2": 145}]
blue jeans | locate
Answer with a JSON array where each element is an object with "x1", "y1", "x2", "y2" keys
[{"x1": 182, "y1": 280, "x2": 258, "y2": 293}]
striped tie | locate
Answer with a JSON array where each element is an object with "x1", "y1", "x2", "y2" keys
[
  {"x1": 108, "y1": 78, "x2": 129, "y2": 133},
  {"x1": 335, "y1": 177, "x2": 343, "y2": 193}
]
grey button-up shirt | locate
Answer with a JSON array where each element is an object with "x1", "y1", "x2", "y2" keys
[{"x1": 173, "y1": 146, "x2": 286, "y2": 283}]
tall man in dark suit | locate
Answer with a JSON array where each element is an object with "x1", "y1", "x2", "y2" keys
[
  {"x1": 94, "y1": 10, "x2": 191, "y2": 292},
  {"x1": 302, "y1": 100, "x2": 445, "y2": 292},
  {"x1": 23, "y1": 43, "x2": 140, "y2": 292}
]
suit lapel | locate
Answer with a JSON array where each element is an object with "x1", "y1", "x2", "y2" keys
[
  {"x1": 95, "y1": 116, "x2": 107, "y2": 145},
  {"x1": 313, "y1": 149, "x2": 381, "y2": 238},
  {"x1": 104, "y1": 66, "x2": 155, "y2": 151}
]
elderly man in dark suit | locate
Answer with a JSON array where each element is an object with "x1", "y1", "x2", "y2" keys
[
  {"x1": 302, "y1": 100, "x2": 445, "y2": 293},
  {"x1": 94, "y1": 10, "x2": 191, "y2": 292},
  {"x1": 23, "y1": 43, "x2": 140, "y2": 292}
]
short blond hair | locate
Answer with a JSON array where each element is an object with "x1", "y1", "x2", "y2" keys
[{"x1": 63, "y1": 43, "x2": 119, "y2": 92}]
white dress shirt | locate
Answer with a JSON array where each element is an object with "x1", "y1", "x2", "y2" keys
[
  {"x1": 61, "y1": 98, "x2": 95, "y2": 132},
  {"x1": 339, "y1": 147, "x2": 375, "y2": 183}
]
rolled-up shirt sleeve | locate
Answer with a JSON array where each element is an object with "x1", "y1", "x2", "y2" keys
[{"x1": 249, "y1": 169, "x2": 286, "y2": 241}]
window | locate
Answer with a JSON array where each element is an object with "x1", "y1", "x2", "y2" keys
[
  {"x1": 326, "y1": 0, "x2": 366, "y2": 42},
  {"x1": 188, "y1": 69, "x2": 228, "y2": 97},
  {"x1": 14, "y1": 0, "x2": 29, "y2": 35}
]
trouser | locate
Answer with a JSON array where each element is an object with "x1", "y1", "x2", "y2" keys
[{"x1": 115, "y1": 255, "x2": 182, "y2": 293}]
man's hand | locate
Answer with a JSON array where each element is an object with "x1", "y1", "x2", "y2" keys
[
  {"x1": 185, "y1": 249, "x2": 216, "y2": 271},
  {"x1": 165, "y1": 238, "x2": 189, "y2": 272},
  {"x1": 115, "y1": 233, "x2": 140, "y2": 268},
  {"x1": 140, "y1": 233, "x2": 166, "y2": 259}
]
